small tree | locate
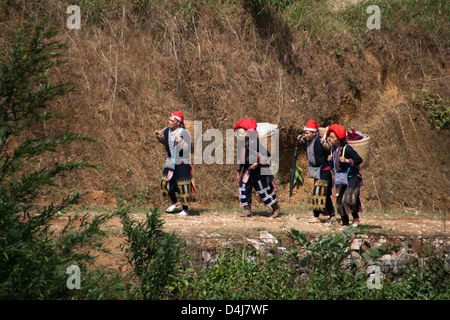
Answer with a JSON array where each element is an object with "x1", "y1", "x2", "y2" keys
[
  {"x1": 0, "y1": 19, "x2": 109, "y2": 299},
  {"x1": 118, "y1": 204, "x2": 185, "y2": 300}
]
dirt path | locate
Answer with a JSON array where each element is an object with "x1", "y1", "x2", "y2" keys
[
  {"x1": 64, "y1": 204, "x2": 447, "y2": 270},
  {"x1": 158, "y1": 205, "x2": 448, "y2": 238}
]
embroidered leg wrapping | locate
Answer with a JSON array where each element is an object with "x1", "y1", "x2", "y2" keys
[
  {"x1": 177, "y1": 180, "x2": 191, "y2": 205},
  {"x1": 254, "y1": 176, "x2": 277, "y2": 207},
  {"x1": 311, "y1": 180, "x2": 328, "y2": 212},
  {"x1": 161, "y1": 178, "x2": 170, "y2": 199}
]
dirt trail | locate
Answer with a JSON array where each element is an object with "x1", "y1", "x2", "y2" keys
[
  {"x1": 159, "y1": 206, "x2": 448, "y2": 238},
  {"x1": 64, "y1": 203, "x2": 448, "y2": 270}
]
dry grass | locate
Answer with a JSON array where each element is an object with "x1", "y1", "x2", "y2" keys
[{"x1": 1, "y1": 0, "x2": 448, "y2": 214}]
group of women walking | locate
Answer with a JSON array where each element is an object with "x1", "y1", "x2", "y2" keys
[
  {"x1": 298, "y1": 120, "x2": 363, "y2": 229},
  {"x1": 155, "y1": 111, "x2": 363, "y2": 230}
]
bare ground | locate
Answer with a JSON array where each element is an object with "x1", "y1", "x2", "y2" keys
[
  {"x1": 62, "y1": 202, "x2": 448, "y2": 271},
  {"x1": 159, "y1": 204, "x2": 448, "y2": 238}
]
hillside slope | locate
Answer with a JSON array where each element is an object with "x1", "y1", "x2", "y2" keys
[{"x1": 1, "y1": 0, "x2": 448, "y2": 213}]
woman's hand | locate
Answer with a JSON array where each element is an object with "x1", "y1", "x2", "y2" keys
[
  {"x1": 155, "y1": 130, "x2": 163, "y2": 140},
  {"x1": 339, "y1": 156, "x2": 349, "y2": 164},
  {"x1": 249, "y1": 163, "x2": 258, "y2": 170},
  {"x1": 297, "y1": 134, "x2": 305, "y2": 142}
]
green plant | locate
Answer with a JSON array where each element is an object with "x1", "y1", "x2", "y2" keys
[
  {"x1": 252, "y1": 0, "x2": 291, "y2": 14},
  {"x1": 291, "y1": 163, "x2": 303, "y2": 187},
  {"x1": 0, "y1": 19, "x2": 109, "y2": 299},
  {"x1": 118, "y1": 204, "x2": 186, "y2": 300},
  {"x1": 192, "y1": 246, "x2": 303, "y2": 299},
  {"x1": 287, "y1": 227, "x2": 401, "y2": 299},
  {"x1": 421, "y1": 89, "x2": 449, "y2": 130}
]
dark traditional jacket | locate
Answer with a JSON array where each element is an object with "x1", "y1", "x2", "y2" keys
[
  {"x1": 236, "y1": 136, "x2": 271, "y2": 176},
  {"x1": 162, "y1": 126, "x2": 190, "y2": 163},
  {"x1": 330, "y1": 143, "x2": 363, "y2": 177},
  {"x1": 300, "y1": 135, "x2": 331, "y2": 170}
]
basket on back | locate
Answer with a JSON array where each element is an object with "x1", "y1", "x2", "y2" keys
[
  {"x1": 347, "y1": 134, "x2": 370, "y2": 168},
  {"x1": 183, "y1": 120, "x2": 195, "y2": 154},
  {"x1": 257, "y1": 123, "x2": 278, "y2": 152},
  {"x1": 319, "y1": 127, "x2": 370, "y2": 169},
  {"x1": 257, "y1": 123, "x2": 279, "y2": 173}
]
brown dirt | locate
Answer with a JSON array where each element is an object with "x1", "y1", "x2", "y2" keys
[{"x1": 61, "y1": 195, "x2": 448, "y2": 271}]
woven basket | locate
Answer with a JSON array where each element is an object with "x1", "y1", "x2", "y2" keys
[
  {"x1": 257, "y1": 123, "x2": 278, "y2": 152},
  {"x1": 319, "y1": 127, "x2": 328, "y2": 137},
  {"x1": 348, "y1": 135, "x2": 370, "y2": 168},
  {"x1": 183, "y1": 120, "x2": 196, "y2": 154},
  {"x1": 319, "y1": 127, "x2": 370, "y2": 168}
]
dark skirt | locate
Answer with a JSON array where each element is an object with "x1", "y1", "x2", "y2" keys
[
  {"x1": 336, "y1": 174, "x2": 362, "y2": 224},
  {"x1": 312, "y1": 169, "x2": 335, "y2": 217},
  {"x1": 161, "y1": 163, "x2": 192, "y2": 205}
]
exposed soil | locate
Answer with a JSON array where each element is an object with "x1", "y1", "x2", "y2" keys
[
  {"x1": 159, "y1": 205, "x2": 448, "y2": 238},
  {"x1": 59, "y1": 199, "x2": 448, "y2": 271}
]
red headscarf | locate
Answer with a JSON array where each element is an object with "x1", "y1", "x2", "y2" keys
[
  {"x1": 170, "y1": 111, "x2": 184, "y2": 125},
  {"x1": 326, "y1": 124, "x2": 347, "y2": 140},
  {"x1": 234, "y1": 119, "x2": 257, "y2": 132},
  {"x1": 303, "y1": 119, "x2": 319, "y2": 132}
]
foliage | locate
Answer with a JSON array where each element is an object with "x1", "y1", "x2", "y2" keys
[
  {"x1": 0, "y1": 19, "x2": 111, "y2": 299},
  {"x1": 171, "y1": 227, "x2": 448, "y2": 300},
  {"x1": 288, "y1": 227, "x2": 364, "y2": 299},
  {"x1": 118, "y1": 203, "x2": 186, "y2": 300},
  {"x1": 342, "y1": 0, "x2": 449, "y2": 43},
  {"x1": 291, "y1": 163, "x2": 303, "y2": 188},
  {"x1": 190, "y1": 246, "x2": 304, "y2": 299},
  {"x1": 421, "y1": 89, "x2": 449, "y2": 130}
]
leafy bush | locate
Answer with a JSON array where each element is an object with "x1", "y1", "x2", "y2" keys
[
  {"x1": 191, "y1": 246, "x2": 304, "y2": 299},
  {"x1": 118, "y1": 204, "x2": 186, "y2": 300},
  {"x1": 288, "y1": 227, "x2": 369, "y2": 299},
  {"x1": 170, "y1": 227, "x2": 449, "y2": 300},
  {"x1": 421, "y1": 89, "x2": 449, "y2": 130},
  {"x1": 0, "y1": 19, "x2": 111, "y2": 299}
]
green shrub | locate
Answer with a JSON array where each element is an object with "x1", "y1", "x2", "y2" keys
[
  {"x1": 191, "y1": 246, "x2": 304, "y2": 299},
  {"x1": 421, "y1": 89, "x2": 449, "y2": 130},
  {"x1": 118, "y1": 204, "x2": 186, "y2": 300},
  {"x1": 0, "y1": 19, "x2": 111, "y2": 299}
]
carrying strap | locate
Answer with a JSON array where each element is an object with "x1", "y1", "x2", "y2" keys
[
  {"x1": 332, "y1": 145, "x2": 349, "y2": 173},
  {"x1": 330, "y1": 144, "x2": 347, "y2": 157},
  {"x1": 165, "y1": 127, "x2": 185, "y2": 159}
]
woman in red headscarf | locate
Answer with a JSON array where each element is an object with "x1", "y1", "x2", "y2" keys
[
  {"x1": 234, "y1": 119, "x2": 281, "y2": 218},
  {"x1": 297, "y1": 120, "x2": 335, "y2": 223},
  {"x1": 155, "y1": 111, "x2": 193, "y2": 216},
  {"x1": 326, "y1": 124, "x2": 363, "y2": 229}
]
